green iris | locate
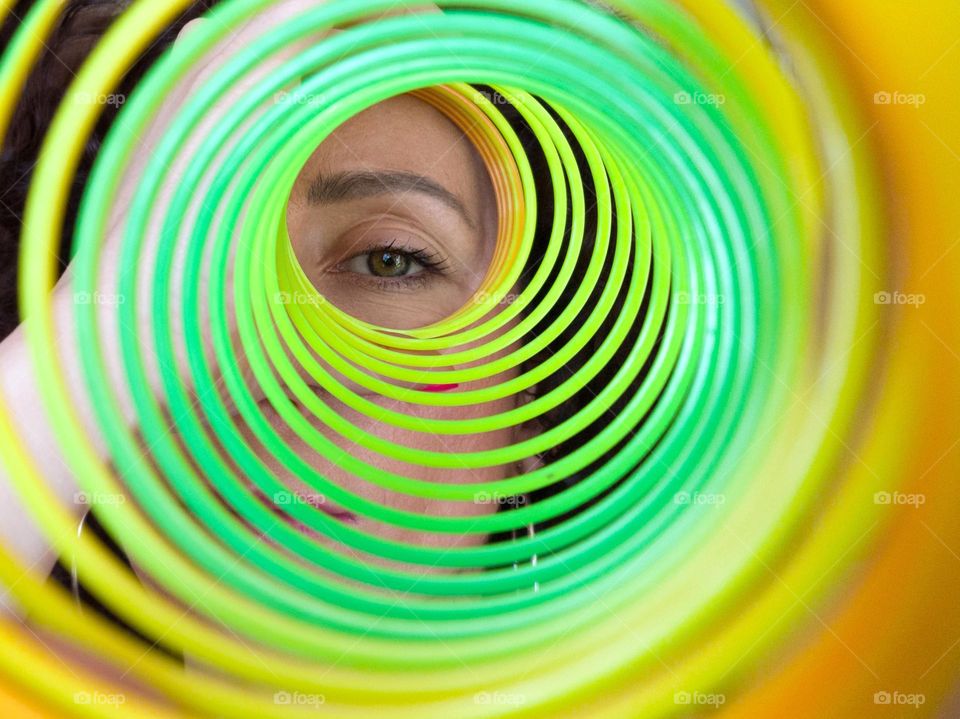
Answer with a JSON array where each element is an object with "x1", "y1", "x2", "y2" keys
[{"x1": 369, "y1": 250, "x2": 411, "y2": 277}]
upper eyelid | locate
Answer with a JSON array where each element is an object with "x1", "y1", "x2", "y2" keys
[
  {"x1": 340, "y1": 240, "x2": 426, "y2": 264},
  {"x1": 334, "y1": 225, "x2": 449, "y2": 265},
  {"x1": 333, "y1": 208, "x2": 460, "y2": 247},
  {"x1": 334, "y1": 219, "x2": 428, "y2": 254}
]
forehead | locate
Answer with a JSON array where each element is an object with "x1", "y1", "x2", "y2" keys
[{"x1": 292, "y1": 94, "x2": 484, "y2": 204}]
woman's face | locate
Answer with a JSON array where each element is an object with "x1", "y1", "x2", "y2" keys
[{"x1": 231, "y1": 94, "x2": 529, "y2": 572}]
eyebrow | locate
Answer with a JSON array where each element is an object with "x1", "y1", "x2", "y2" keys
[{"x1": 306, "y1": 169, "x2": 476, "y2": 229}]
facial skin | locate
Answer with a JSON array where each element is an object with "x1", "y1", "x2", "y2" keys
[{"x1": 225, "y1": 94, "x2": 535, "y2": 576}]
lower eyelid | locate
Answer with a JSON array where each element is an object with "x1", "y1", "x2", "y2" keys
[{"x1": 349, "y1": 272, "x2": 434, "y2": 293}]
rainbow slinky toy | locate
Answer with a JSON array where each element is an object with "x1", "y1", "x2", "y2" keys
[{"x1": 0, "y1": 0, "x2": 959, "y2": 716}]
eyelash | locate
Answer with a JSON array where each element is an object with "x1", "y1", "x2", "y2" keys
[{"x1": 342, "y1": 238, "x2": 451, "y2": 288}]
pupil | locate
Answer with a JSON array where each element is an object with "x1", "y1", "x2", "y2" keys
[{"x1": 369, "y1": 251, "x2": 410, "y2": 277}]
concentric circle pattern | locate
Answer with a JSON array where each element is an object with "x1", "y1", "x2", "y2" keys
[{"x1": 0, "y1": 0, "x2": 958, "y2": 716}]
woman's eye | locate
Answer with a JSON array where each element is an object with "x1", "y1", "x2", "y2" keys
[{"x1": 340, "y1": 242, "x2": 444, "y2": 280}]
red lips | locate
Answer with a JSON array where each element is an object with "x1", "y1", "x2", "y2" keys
[{"x1": 420, "y1": 383, "x2": 459, "y2": 392}]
